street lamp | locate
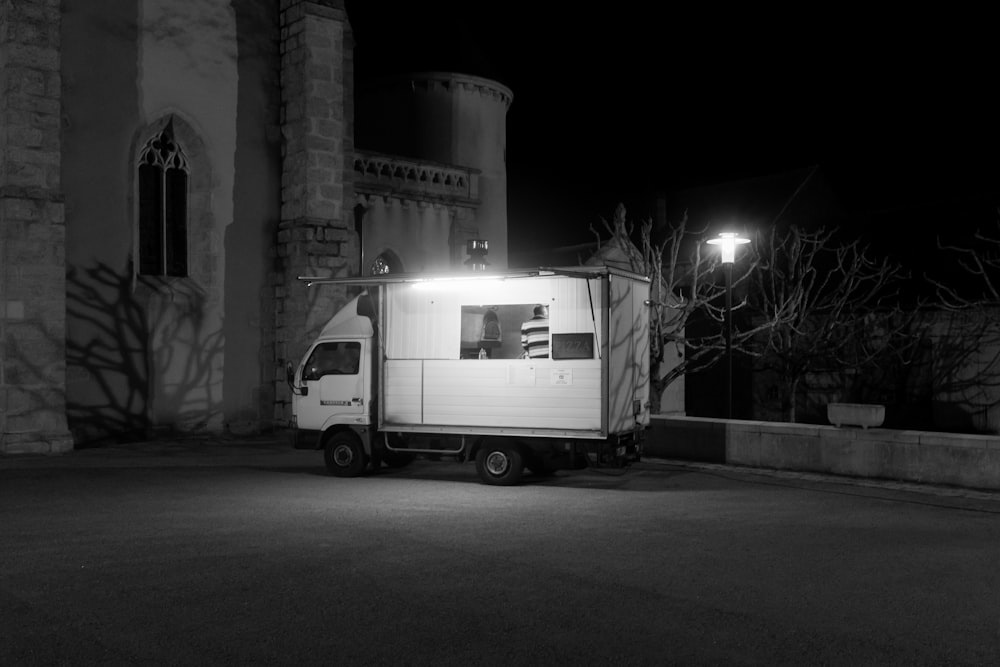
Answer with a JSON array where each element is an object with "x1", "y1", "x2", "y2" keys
[{"x1": 707, "y1": 232, "x2": 750, "y2": 418}]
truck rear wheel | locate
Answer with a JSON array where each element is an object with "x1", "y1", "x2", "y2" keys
[
  {"x1": 475, "y1": 442, "x2": 524, "y2": 486},
  {"x1": 324, "y1": 431, "x2": 366, "y2": 477}
]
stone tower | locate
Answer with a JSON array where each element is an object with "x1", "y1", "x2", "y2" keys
[{"x1": 355, "y1": 72, "x2": 513, "y2": 269}]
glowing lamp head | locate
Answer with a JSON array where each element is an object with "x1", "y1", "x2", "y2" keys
[{"x1": 707, "y1": 232, "x2": 750, "y2": 264}]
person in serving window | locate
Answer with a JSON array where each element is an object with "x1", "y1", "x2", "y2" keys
[{"x1": 520, "y1": 304, "x2": 550, "y2": 358}]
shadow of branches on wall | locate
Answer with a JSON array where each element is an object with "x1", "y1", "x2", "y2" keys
[{"x1": 66, "y1": 262, "x2": 225, "y2": 445}]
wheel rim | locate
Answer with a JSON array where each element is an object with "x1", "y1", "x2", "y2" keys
[
  {"x1": 485, "y1": 450, "x2": 509, "y2": 476},
  {"x1": 333, "y1": 444, "x2": 355, "y2": 467}
]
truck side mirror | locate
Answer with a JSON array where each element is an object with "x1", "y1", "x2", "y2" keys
[{"x1": 286, "y1": 362, "x2": 308, "y2": 396}]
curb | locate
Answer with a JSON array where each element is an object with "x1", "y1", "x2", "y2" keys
[{"x1": 640, "y1": 457, "x2": 1000, "y2": 502}]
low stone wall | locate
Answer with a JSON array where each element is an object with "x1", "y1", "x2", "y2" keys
[{"x1": 647, "y1": 415, "x2": 1000, "y2": 491}]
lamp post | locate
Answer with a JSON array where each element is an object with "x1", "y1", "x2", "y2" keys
[{"x1": 707, "y1": 232, "x2": 750, "y2": 418}]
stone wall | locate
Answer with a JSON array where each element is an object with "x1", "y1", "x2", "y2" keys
[
  {"x1": 0, "y1": 0, "x2": 72, "y2": 453},
  {"x1": 353, "y1": 150, "x2": 480, "y2": 274},
  {"x1": 647, "y1": 415, "x2": 1000, "y2": 491},
  {"x1": 275, "y1": 0, "x2": 357, "y2": 424}
]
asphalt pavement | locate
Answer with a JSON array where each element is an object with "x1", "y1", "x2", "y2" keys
[{"x1": 5, "y1": 432, "x2": 1000, "y2": 665}]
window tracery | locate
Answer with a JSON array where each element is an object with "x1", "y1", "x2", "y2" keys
[{"x1": 137, "y1": 126, "x2": 189, "y2": 276}]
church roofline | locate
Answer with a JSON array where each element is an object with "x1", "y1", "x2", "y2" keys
[{"x1": 357, "y1": 71, "x2": 513, "y2": 107}]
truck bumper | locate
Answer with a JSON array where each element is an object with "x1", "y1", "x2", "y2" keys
[
  {"x1": 608, "y1": 433, "x2": 642, "y2": 465},
  {"x1": 614, "y1": 441, "x2": 642, "y2": 464}
]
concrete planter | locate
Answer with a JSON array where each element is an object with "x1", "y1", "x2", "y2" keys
[{"x1": 827, "y1": 402, "x2": 885, "y2": 429}]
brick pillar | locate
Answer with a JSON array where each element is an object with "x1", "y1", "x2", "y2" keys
[
  {"x1": 274, "y1": 0, "x2": 356, "y2": 424},
  {"x1": 0, "y1": 0, "x2": 73, "y2": 453}
]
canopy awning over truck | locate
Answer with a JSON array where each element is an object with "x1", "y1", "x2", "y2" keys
[{"x1": 298, "y1": 265, "x2": 649, "y2": 287}]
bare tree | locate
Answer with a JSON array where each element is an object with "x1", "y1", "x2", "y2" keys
[
  {"x1": 919, "y1": 216, "x2": 1000, "y2": 431},
  {"x1": 590, "y1": 203, "x2": 769, "y2": 412},
  {"x1": 931, "y1": 216, "x2": 1000, "y2": 308},
  {"x1": 749, "y1": 225, "x2": 917, "y2": 423}
]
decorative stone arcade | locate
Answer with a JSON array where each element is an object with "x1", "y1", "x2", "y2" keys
[
  {"x1": 0, "y1": 0, "x2": 73, "y2": 453},
  {"x1": 274, "y1": 0, "x2": 358, "y2": 424}
]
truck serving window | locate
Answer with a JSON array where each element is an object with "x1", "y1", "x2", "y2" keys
[
  {"x1": 303, "y1": 342, "x2": 361, "y2": 380},
  {"x1": 460, "y1": 303, "x2": 548, "y2": 360}
]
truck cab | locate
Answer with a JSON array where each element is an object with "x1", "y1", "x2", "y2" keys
[{"x1": 289, "y1": 293, "x2": 376, "y2": 473}]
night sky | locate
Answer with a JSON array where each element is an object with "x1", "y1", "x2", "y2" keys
[{"x1": 345, "y1": 3, "x2": 999, "y2": 265}]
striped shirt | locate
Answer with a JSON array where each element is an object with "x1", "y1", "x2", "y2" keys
[{"x1": 520, "y1": 316, "x2": 549, "y2": 358}]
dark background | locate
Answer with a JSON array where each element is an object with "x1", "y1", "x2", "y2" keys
[{"x1": 345, "y1": 3, "x2": 999, "y2": 262}]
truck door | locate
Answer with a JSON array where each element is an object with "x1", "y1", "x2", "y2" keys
[{"x1": 298, "y1": 340, "x2": 368, "y2": 428}]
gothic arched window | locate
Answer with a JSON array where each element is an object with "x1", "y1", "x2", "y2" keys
[{"x1": 137, "y1": 126, "x2": 189, "y2": 276}]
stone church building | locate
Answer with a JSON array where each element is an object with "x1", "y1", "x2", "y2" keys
[{"x1": 0, "y1": 0, "x2": 512, "y2": 453}]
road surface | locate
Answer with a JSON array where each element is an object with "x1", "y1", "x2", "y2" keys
[{"x1": 3, "y1": 442, "x2": 999, "y2": 665}]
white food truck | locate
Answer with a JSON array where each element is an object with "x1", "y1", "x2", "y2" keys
[{"x1": 287, "y1": 266, "x2": 650, "y2": 485}]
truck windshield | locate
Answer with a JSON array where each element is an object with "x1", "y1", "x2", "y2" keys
[{"x1": 303, "y1": 342, "x2": 360, "y2": 380}]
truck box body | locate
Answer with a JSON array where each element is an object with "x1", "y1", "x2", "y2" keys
[
  {"x1": 378, "y1": 269, "x2": 649, "y2": 438},
  {"x1": 290, "y1": 266, "x2": 650, "y2": 484}
]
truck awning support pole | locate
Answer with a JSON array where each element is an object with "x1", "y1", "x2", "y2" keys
[{"x1": 586, "y1": 279, "x2": 602, "y2": 359}]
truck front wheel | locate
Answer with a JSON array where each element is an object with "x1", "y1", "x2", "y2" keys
[
  {"x1": 475, "y1": 442, "x2": 524, "y2": 486},
  {"x1": 324, "y1": 431, "x2": 366, "y2": 477}
]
